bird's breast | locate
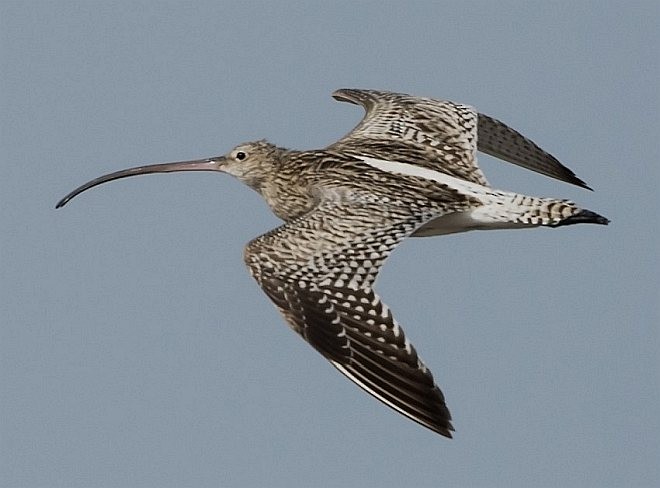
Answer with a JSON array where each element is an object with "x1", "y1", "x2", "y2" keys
[{"x1": 260, "y1": 181, "x2": 318, "y2": 222}]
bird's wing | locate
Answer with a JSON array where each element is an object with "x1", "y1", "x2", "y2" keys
[
  {"x1": 331, "y1": 88, "x2": 590, "y2": 189},
  {"x1": 477, "y1": 113, "x2": 591, "y2": 189},
  {"x1": 329, "y1": 88, "x2": 488, "y2": 186},
  {"x1": 244, "y1": 198, "x2": 453, "y2": 437}
]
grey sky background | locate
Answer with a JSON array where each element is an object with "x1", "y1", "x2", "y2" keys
[{"x1": 2, "y1": 1, "x2": 658, "y2": 487}]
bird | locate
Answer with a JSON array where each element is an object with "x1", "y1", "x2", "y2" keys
[{"x1": 56, "y1": 88, "x2": 609, "y2": 438}]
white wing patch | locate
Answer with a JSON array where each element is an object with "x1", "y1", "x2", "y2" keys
[
  {"x1": 360, "y1": 156, "x2": 545, "y2": 234},
  {"x1": 359, "y1": 156, "x2": 492, "y2": 201}
]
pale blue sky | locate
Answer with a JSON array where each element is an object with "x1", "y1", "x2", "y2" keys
[{"x1": 2, "y1": 1, "x2": 658, "y2": 487}]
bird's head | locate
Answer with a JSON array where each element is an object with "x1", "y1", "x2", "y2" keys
[
  {"x1": 55, "y1": 140, "x2": 284, "y2": 208},
  {"x1": 220, "y1": 140, "x2": 283, "y2": 190}
]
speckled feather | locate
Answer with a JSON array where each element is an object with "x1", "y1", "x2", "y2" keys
[
  {"x1": 331, "y1": 88, "x2": 591, "y2": 189},
  {"x1": 244, "y1": 200, "x2": 454, "y2": 436},
  {"x1": 56, "y1": 88, "x2": 609, "y2": 438},
  {"x1": 238, "y1": 90, "x2": 606, "y2": 437}
]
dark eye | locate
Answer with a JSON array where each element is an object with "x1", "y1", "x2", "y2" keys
[{"x1": 236, "y1": 151, "x2": 247, "y2": 161}]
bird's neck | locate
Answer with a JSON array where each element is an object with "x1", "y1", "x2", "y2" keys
[{"x1": 256, "y1": 151, "x2": 317, "y2": 222}]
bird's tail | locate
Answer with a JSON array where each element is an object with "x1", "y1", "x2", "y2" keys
[
  {"x1": 412, "y1": 193, "x2": 608, "y2": 237},
  {"x1": 472, "y1": 193, "x2": 610, "y2": 229}
]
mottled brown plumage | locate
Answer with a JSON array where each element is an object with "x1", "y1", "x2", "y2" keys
[{"x1": 56, "y1": 89, "x2": 608, "y2": 437}]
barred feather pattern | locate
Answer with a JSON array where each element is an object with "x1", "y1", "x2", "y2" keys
[
  {"x1": 331, "y1": 89, "x2": 488, "y2": 186},
  {"x1": 244, "y1": 199, "x2": 455, "y2": 437},
  {"x1": 332, "y1": 88, "x2": 590, "y2": 189},
  {"x1": 55, "y1": 87, "x2": 608, "y2": 438}
]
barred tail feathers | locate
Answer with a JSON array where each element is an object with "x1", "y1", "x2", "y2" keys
[
  {"x1": 471, "y1": 193, "x2": 610, "y2": 229},
  {"x1": 412, "y1": 194, "x2": 608, "y2": 237}
]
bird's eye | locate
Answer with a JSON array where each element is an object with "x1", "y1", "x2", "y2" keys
[{"x1": 236, "y1": 151, "x2": 247, "y2": 161}]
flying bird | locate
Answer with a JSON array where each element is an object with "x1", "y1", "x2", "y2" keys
[{"x1": 56, "y1": 89, "x2": 608, "y2": 438}]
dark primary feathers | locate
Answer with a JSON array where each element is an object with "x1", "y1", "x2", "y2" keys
[
  {"x1": 244, "y1": 200, "x2": 455, "y2": 437},
  {"x1": 476, "y1": 113, "x2": 591, "y2": 189}
]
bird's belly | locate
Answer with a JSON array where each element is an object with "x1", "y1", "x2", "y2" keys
[{"x1": 412, "y1": 209, "x2": 528, "y2": 237}]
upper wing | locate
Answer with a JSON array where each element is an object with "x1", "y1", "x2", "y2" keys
[
  {"x1": 331, "y1": 88, "x2": 590, "y2": 189},
  {"x1": 244, "y1": 198, "x2": 454, "y2": 437},
  {"x1": 329, "y1": 88, "x2": 488, "y2": 186},
  {"x1": 477, "y1": 113, "x2": 591, "y2": 189}
]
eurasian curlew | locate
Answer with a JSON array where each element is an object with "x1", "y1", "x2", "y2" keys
[{"x1": 57, "y1": 89, "x2": 608, "y2": 437}]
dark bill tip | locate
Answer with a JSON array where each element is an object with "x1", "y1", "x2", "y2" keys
[{"x1": 55, "y1": 157, "x2": 224, "y2": 208}]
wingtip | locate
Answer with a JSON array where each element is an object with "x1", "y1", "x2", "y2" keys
[
  {"x1": 437, "y1": 424, "x2": 455, "y2": 439},
  {"x1": 570, "y1": 174, "x2": 593, "y2": 191},
  {"x1": 331, "y1": 88, "x2": 384, "y2": 105},
  {"x1": 422, "y1": 404, "x2": 454, "y2": 438},
  {"x1": 331, "y1": 88, "x2": 356, "y2": 103}
]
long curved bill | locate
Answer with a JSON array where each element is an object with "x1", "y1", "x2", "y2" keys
[{"x1": 55, "y1": 157, "x2": 225, "y2": 208}]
